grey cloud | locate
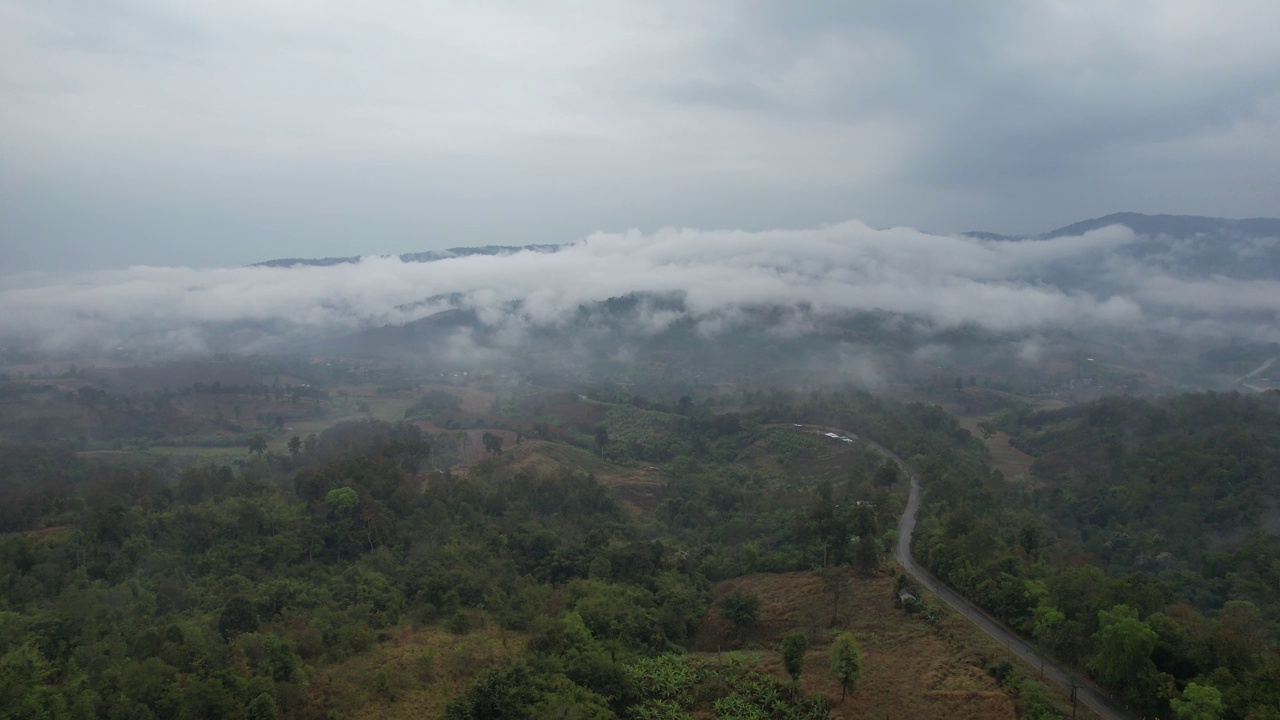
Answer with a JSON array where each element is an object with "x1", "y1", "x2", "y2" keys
[{"x1": 1136, "y1": 275, "x2": 1280, "y2": 314}]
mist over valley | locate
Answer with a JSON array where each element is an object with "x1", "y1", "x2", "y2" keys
[{"x1": 4, "y1": 212, "x2": 1279, "y2": 400}]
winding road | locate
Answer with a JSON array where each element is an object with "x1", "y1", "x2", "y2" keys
[
  {"x1": 1237, "y1": 355, "x2": 1278, "y2": 393},
  {"x1": 809, "y1": 425, "x2": 1134, "y2": 720}
]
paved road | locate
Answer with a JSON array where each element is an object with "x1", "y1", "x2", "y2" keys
[
  {"x1": 1237, "y1": 355, "x2": 1278, "y2": 393},
  {"x1": 805, "y1": 425, "x2": 1135, "y2": 720}
]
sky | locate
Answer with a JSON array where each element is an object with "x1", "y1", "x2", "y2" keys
[{"x1": 2, "y1": 0, "x2": 1280, "y2": 273}]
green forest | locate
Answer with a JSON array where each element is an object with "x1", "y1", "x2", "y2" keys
[
  {"x1": 2, "y1": 371, "x2": 1278, "y2": 719},
  {"x1": 914, "y1": 391, "x2": 1280, "y2": 719},
  {"x1": 0, "y1": 384, "x2": 920, "y2": 720}
]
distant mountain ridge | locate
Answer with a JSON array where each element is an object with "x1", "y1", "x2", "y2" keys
[
  {"x1": 963, "y1": 212, "x2": 1280, "y2": 284},
  {"x1": 253, "y1": 243, "x2": 562, "y2": 268},
  {"x1": 964, "y1": 212, "x2": 1280, "y2": 241},
  {"x1": 257, "y1": 213, "x2": 1279, "y2": 269},
  {"x1": 257, "y1": 211, "x2": 1280, "y2": 300}
]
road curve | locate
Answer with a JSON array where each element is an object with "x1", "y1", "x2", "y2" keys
[
  {"x1": 1237, "y1": 355, "x2": 1278, "y2": 393},
  {"x1": 807, "y1": 425, "x2": 1134, "y2": 720}
]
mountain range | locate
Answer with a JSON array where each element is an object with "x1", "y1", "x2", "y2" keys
[{"x1": 259, "y1": 212, "x2": 1280, "y2": 282}]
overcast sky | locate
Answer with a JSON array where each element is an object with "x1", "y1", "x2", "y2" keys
[{"x1": 3, "y1": 0, "x2": 1279, "y2": 272}]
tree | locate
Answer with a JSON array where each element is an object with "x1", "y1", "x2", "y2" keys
[
  {"x1": 719, "y1": 590, "x2": 760, "y2": 639},
  {"x1": 444, "y1": 662, "x2": 540, "y2": 720},
  {"x1": 325, "y1": 487, "x2": 359, "y2": 515},
  {"x1": 1032, "y1": 605, "x2": 1067, "y2": 654},
  {"x1": 873, "y1": 461, "x2": 901, "y2": 487},
  {"x1": 217, "y1": 596, "x2": 260, "y2": 640},
  {"x1": 287, "y1": 435, "x2": 302, "y2": 458},
  {"x1": 851, "y1": 504, "x2": 880, "y2": 577},
  {"x1": 830, "y1": 631, "x2": 862, "y2": 701},
  {"x1": 482, "y1": 432, "x2": 503, "y2": 456},
  {"x1": 781, "y1": 632, "x2": 809, "y2": 684},
  {"x1": 1170, "y1": 682, "x2": 1223, "y2": 720},
  {"x1": 1089, "y1": 604, "x2": 1157, "y2": 688},
  {"x1": 247, "y1": 435, "x2": 268, "y2": 456},
  {"x1": 854, "y1": 536, "x2": 879, "y2": 577},
  {"x1": 594, "y1": 425, "x2": 609, "y2": 460},
  {"x1": 245, "y1": 692, "x2": 278, "y2": 720},
  {"x1": 820, "y1": 567, "x2": 850, "y2": 625}
]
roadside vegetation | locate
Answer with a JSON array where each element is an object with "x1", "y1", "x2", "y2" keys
[{"x1": 912, "y1": 391, "x2": 1280, "y2": 719}]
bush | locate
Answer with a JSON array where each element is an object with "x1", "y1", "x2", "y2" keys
[{"x1": 448, "y1": 610, "x2": 473, "y2": 635}]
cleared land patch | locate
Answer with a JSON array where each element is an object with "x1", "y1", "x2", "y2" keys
[
  {"x1": 694, "y1": 570, "x2": 1020, "y2": 720},
  {"x1": 299, "y1": 624, "x2": 527, "y2": 720},
  {"x1": 956, "y1": 416, "x2": 1035, "y2": 483}
]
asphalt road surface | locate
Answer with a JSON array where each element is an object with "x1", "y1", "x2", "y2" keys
[{"x1": 810, "y1": 425, "x2": 1136, "y2": 720}]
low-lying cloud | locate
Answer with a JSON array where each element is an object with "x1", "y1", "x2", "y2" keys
[{"x1": 1, "y1": 219, "x2": 1274, "y2": 358}]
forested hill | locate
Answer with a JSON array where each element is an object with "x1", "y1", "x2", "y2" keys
[
  {"x1": 966, "y1": 212, "x2": 1280, "y2": 284},
  {"x1": 1003, "y1": 391, "x2": 1280, "y2": 547},
  {"x1": 908, "y1": 390, "x2": 1280, "y2": 719}
]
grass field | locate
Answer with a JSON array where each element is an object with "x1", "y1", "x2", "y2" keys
[
  {"x1": 300, "y1": 623, "x2": 527, "y2": 720},
  {"x1": 506, "y1": 439, "x2": 669, "y2": 514},
  {"x1": 696, "y1": 570, "x2": 1022, "y2": 720},
  {"x1": 696, "y1": 568, "x2": 1100, "y2": 720},
  {"x1": 955, "y1": 417, "x2": 1035, "y2": 483},
  {"x1": 143, "y1": 445, "x2": 248, "y2": 464}
]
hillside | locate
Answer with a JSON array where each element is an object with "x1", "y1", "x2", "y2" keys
[{"x1": 910, "y1": 390, "x2": 1280, "y2": 719}]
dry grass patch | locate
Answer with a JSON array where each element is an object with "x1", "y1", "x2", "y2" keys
[
  {"x1": 694, "y1": 570, "x2": 1019, "y2": 720},
  {"x1": 296, "y1": 623, "x2": 526, "y2": 720},
  {"x1": 416, "y1": 383, "x2": 497, "y2": 417},
  {"x1": 505, "y1": 440, "x2": 668, "y2": 515},
  {"x1": 956, "y1": 416, "x2": 1035, "y2": 484}
]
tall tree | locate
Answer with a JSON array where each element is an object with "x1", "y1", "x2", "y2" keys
[
  {"x1": 247, "y1": 435, "x2": 268, "y2": 456},
  {"x1": 781, "y1": 632, "x2": 809, "y2": 685},
  {"x1": 830, "y1": 631, "x2": 862, "y2": 702},
  {"x1": 1089, "y1": 604, "x2": 1157, "y2": 688},
  {"x1": 820, "y1": 567, "x2": 850, "y2": 625},
  {"x1": 851, "y1": 504, "x2": 880, "y2": 577},
  {"x1": 594, "y1": 425, "x2": 609, "y2": 460},
  {"x1": 482, "y1": 432, "x2": 503, "y2": 456}
]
